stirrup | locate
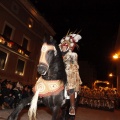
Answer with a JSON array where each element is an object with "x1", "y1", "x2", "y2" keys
[{"x1": 69, "y1": 106, "x2": 75, "y2": 115}]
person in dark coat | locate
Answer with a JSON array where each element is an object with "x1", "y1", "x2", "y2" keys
[
  {"x1": 0, "y1": 82, "x2": 4, "y2": 106},
  {"x1": 12, "y1": 82, "x2": 23, "y2": 108},
  {"x1": 22, "y1": 85, "x2": 29, "y2": 99},
  {"x1": 1, "y1": 81, "x2": 14, "y2": 109}
]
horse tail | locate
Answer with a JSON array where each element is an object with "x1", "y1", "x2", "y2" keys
[{"x1": 28, "y1": 89, "x2": 40, "y2": 120}]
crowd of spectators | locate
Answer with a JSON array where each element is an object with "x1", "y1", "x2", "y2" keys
[
  {"x1": 0, "y1": 79, "x2": 33, "y2": 110},
  {"x1": 1, "y1": 79, "x2": 120, "y2": 112},
  {"x1": 79, "y1": 86, "x2": 120, "y2": 111}
]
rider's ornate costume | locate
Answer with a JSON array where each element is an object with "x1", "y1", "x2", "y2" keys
[
  {"x1": 63, "y1": 50, "x2": 82, "y2": 92},
  {"x1": 59, "y1": 32, "x2": 82, "y2": 115},
  {"x1": 59, "y1": 33, "x2": 82, "y2": 93}
]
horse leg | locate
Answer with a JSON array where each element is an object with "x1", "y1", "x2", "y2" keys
[
  {"x1": 51, "y1": 106, "x2": 62, "y2": 120},
  {"x1": 7, "y1": 95, "x2": 33, "y2": 120},
  {"x1": 61, "y1": 95, "x2": 80, "y2": 120},
  {"x1": 68, "y1": 96, "x2": 80, "y2": 120},
  {"x1": 67, "y1": 96, "x2": 80, "y2": 120},
  {"x1": 60, "y1": 99, "x2": 69, "y2": 120}
]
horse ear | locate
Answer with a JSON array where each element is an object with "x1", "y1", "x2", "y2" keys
[
  {"x1": 43, "y1": 35, "x2": 56, "y2": 44},
  {"x1": 44, "y1": 36, "x2": 51, "y2": 44},
  {"x1": 50, "y1": 36, "x2": 57, "y2": 44},
  {"x1": 43, "y1": 36, "x2": 48, "y2": 43},
  {"x1": 50, "y1": 36, "x2": 54, "y2": 42}
]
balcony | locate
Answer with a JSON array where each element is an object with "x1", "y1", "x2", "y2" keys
[{"x1": 0, "y1": 34, "x2": 30, "y2": 57}]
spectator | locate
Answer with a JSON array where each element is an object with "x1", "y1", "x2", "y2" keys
[
  {"x1": 1, "y1": 81, "x2": 14, "y2": 109},
  {"x1": 27, "y1": 85, "x2": 33, "y2": 96},
  {"x1": 12, "y1": 82, "x2": 23, "y2": 108},
  {"x1": 22, "y1": 85, "x2": 29, "y2": 99},
  {"x1": 0, "y1": 82, "x2": 4, "y2": 106},
  {"x1": 1, "y1": 79, "x2": 8, "y2": 88}
]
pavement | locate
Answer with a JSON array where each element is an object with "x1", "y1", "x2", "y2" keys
[{"x1": 0, "y1": 106, "x2": 120, "y2": 120}]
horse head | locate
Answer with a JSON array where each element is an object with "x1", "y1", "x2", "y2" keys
[
  {"x1": 37, "y1": 43, "x2": 56, "y2": 75},
  {"x1": 37, "y1": 37, "x2": 67, "y2": 82}
]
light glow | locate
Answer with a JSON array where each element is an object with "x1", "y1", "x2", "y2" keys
[{"x1": 113, "y1": 53, "x2": 119, "y2": 59}]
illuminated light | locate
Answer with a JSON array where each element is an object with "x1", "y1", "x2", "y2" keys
[
  {"x1": 106, "y1": 82, "x2": 109, "y2": 85},
  {"x1": 0, "y1": 38, "x2": 2, "y2": 42},
  {"x1": 15, "y1": 71, "x2": 23, "y2": 76},
  {"x1": 28, "y1": 18, "x2": 33, "y2": 28},
  {"x1": 18, "y1": 49, "x2": 22, "y2": 53},
  {"x1": 93, "y1": 80, "x2": 110, "y2": 88},
  {"x1": 19, "y1": 72, "x2": 23, "y2": 76},
  {"x1": 28, "y1": 24, "x2": 32, "y2": 28},
  {"x1": 0, "y1": 37, "x2": 5, "y2": 44},
  {"x1": 18, "y1": 49, "x2": 24, "y2": 54},
  {"x1": 113, "y1": 53, "x2": 119, "y2": 59},
  {"x1": 25, "y1": 54, "x2": 29, "y2": 57},
  {"x1": 109, "y1": 73, "x2": 113, "y2": 77},
  {"x1": 7, "y1": 42, "x2": 14, "y2": 48}
]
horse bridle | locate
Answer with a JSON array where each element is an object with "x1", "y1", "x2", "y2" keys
[{"x1": 38, "y1": 43, "x2": 57, "y2": 75}]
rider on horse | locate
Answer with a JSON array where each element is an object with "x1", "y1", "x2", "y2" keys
[{"x1": 59, "y1": 32, "x2": 82, "y2": 115}]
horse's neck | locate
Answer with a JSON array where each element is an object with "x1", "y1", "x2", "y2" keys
[
  {"x1": 42, "y1": 69, "x2": 57, "y2": 80},
  {"x1": 42, "y1": 67, "x2": 63, "y2": 80},
  {"x1": 42, "y1": 58, "x2": 66, "y2": 83}
]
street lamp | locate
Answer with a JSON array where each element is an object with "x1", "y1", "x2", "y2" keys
[
  {"x1": 108, "y1": 73, "x2": 115, "y2": 88},
  {"x1": 112, "y1": 53, "x2": 119, "y2": 91},
  {"x1": 113, "y1": 53, "x2": 119, "y2": 59}
]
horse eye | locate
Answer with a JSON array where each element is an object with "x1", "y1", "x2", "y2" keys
[{"x1": 41, "y1": 45, "x2": 47, "y2": 52}]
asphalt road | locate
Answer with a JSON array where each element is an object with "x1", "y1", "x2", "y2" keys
[{"x1": 0, "y1": 106, "x2": 120, "y2": 120}]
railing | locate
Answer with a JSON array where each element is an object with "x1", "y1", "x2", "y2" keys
[{"x1": 0, "y1": 34, "x2": 30, "y2": 57}]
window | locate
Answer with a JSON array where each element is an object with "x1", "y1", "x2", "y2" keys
[
  {"x1": 3, "y1": 25, "x2": 12, "y2": 39},
  {"x1": 15, "y1": 59, "x2": 25, "y2": 76},
  {"x1": 2, "y1": 22, "x2": 15, "y2": 40},
  {"x1": 0, "y1": 50, "x2": 8, "y2": 70},
  {"x1": 22, "y1": 37, "x2": 28, "y2": 50}
]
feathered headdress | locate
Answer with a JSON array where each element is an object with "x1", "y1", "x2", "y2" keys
[{"x1": 59, "y1": 31, "x2": 82, "y2": 52}]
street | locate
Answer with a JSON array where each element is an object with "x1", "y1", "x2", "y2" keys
[{"x1": 0, "y1": 106, "x2": 120, "y2": 120}]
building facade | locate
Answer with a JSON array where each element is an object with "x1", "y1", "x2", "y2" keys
[{"x1": 0, "y1": 0, "x2": 55, "y2": 85}]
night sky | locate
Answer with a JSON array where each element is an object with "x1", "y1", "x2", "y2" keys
[{"x1": 30, "y1": 0, "x2": 120, "y2": 80}]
